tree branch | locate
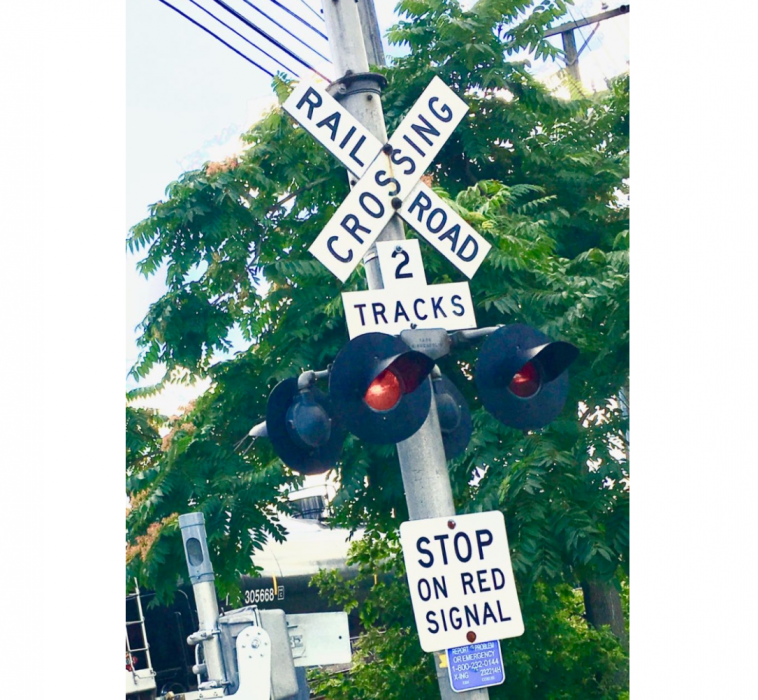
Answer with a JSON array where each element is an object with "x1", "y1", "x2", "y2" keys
[{"x1": 265, "y1": 176, "x2": 332, "y2": 215}]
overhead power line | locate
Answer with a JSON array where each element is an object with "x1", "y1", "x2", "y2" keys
[
  {"x1": 575, "y1": 21, "x2": 602, "y2": 58},
  {"x1": 294, "y1": 0, "x2": 324, "y2": 25},
  {"x1": 155, "y1": 0, "x2": 275, "y2": 78},
  {"x1": 566, "y1": 7, "x2": 598, "y2": 59},
  {"x1": 185, "y1": 0, "x2": 299, "y2": 77},
  {"x1": 563, "y1": 5, "x2": 618, "y2": 85},
  {"x1": 238, "y1": 0, "x2": 330, "y2": 62},
  {"x1": 210, "y1": 0, "x2": 330, "y2": 80},
  {"x1": 264, "y1": 0, "x2": 328, "y2": 40}
]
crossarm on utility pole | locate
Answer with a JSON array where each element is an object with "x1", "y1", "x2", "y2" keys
[{"x1": 543, "y1": 4, "x2": 629, "y2": 38}]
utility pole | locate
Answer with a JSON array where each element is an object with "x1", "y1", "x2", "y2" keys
[
  {"x1": 543, "y1": 4, "x2": 630, "y2": 88},
  {"x1": 470, "y1": 1, "x2": 628, "y2": 88},
  {"x1": 561, "y1": 28, "x2": 581, "y2": 85},
  {"x1": 318, "y1": 2, "x2": 488, "y2": 698}
]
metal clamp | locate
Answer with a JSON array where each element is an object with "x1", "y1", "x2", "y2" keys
[
  {"x1": 199, "y1": 679, "x2": 229, "y2": 690},
  {"x1": 327, "y1": 71, "x2": 388, "y2": 100},
  {"x1": 449, "y1": 325, "x2": 503, "y2": 346},
  {"x1": 187, "y1": 629, "x2": 220, "y2": 646},
  {"x1": 296, "y1": 368, "x2": 330, "y2": 391}
]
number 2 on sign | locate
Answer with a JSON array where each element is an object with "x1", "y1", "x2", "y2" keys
[
  {"x1": 392, "y1": 248, "x2": 413, "y2": 279},
  {"x1": 377, "y1": 240, "x2": 427, "y2": 289}
]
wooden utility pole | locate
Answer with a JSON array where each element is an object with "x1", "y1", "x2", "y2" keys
[
  {"x1": 561, "y1": 28, "x2": 581, "y2": 84},
  {"x1": 546, "y1": 4, "x2": 631, "y2": 646},
  {"x1": 544, "y1": 4, "x2": 630, "y2": 88}
]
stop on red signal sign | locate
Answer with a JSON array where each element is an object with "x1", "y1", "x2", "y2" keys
[{"x1": 399, "y1": 511, "x2": 524, "y2": 652}]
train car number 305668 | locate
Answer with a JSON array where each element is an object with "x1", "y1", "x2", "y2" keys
[{"x1": 243, "y1": 586, "x2": 284, "y2": 604}]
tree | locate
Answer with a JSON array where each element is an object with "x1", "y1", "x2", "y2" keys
[
  {"x1": 308, "y1": 530, "x2": 628, "y2": 700},
  {"x1": 126, "y1": 0, "x2": 628, "y2": 692}
]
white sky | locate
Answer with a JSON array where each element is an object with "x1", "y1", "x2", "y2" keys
[{"x1": 126, "y1": 0, "x2": 630, "y2": 417}]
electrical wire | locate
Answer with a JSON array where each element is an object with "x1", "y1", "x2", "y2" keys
[
  {"x1": 155, "y1": 0, "x2": 276, "y2": 78},
  {"x1": 210, "y1": 0, "x2": 330, "y2": 80},
  {"x1": 263, "y1": 0, "x2": 328, "y2": 40},
  {"x1": 294, "y1": 0, "x2": 324, "y2": 24},
  {"x1": 566, "y1": 7, "x2": 593, "y2": 53},
  {"x1": 576, "y1": 21, "x2": 601, "y2": 58},
  {"x1": 238, "y1": 0, "x2": 330, "y2": 62},
  {"x1": 608, "y1": 8, "x2": 630, "y2": 51},
  {"x1": 185, "y1": 0, "x2": 299, "y2": 77},
  {"x1": 595, "y1": 6, "x2": 630, "y2": 73},
  {"x1": 565, "y1": 5, "x2": 614, "y2": 82}
]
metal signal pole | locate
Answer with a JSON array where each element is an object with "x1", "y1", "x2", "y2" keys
[{"x1": 318, "y1": 2, "x2": 488, "y2": 698}]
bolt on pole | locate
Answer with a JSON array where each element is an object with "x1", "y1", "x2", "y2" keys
[{"x1": 318, "y1": 2, "x2": 489, "y2": 698}]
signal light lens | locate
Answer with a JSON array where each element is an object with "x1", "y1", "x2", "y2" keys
[
  {"x1": 285, "y1": 391, "x2": 332, "y2": 449},
  {"x1": 508, "y1": 361, "x2": 541, "y2": 398},
  {"x1": 266, "y1": 378, "x2": 345, "y2": 475},
  {"x1": 364, "y1": 369, "x2": 402, "y2": 411}
]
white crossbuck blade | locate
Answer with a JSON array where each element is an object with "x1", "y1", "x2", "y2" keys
[{"x1": 283, "y1": 77, "x2": 491, "y2": 281}]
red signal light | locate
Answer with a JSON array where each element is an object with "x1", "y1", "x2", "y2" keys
[
  {"x1": 508, "y1": 361, "x2": 541, "y2": 398},
  {"x1": 364, "y1": 369, "x2": 402, "y2": 411},
  {"x1": 476, "y1": 324, "x2": 579, "y2": 430},
  {"x1": 329, "y1": 333, "x2": 434, "y2": 443}
]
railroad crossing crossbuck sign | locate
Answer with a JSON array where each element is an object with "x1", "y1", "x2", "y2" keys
[{"x1": 283, "y1": 77, "x2": 492, "y2": 283}]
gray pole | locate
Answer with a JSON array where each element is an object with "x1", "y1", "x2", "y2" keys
[
  {"x1": 319, "y1": 2, "x2": 488, "y2": 698},
  {"x1": 356, "y1": 0, "x2": 386, "y2": 67},
  {"x1": 178, "y1": 513, "x2": 226, "y2": 688}
]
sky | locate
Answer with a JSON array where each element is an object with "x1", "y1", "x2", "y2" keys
[{"x1": 126, "y1": 0, "x2": 630, "y2": 417}]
